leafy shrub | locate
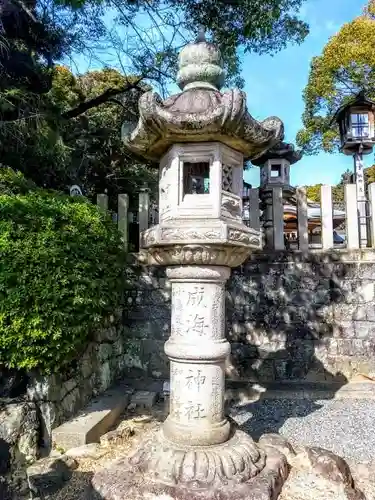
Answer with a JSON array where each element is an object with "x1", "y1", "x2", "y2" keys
[
  {"x1": 0, "y1": 169, "x2": 128, "y2": 373},
  {"x1": 0, "y1": 165, "x2": 37, "y2": 195}
]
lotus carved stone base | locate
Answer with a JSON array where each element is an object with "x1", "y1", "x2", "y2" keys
[{"x1": 91, "y1": 428, "x2": 289, "y2": 500}]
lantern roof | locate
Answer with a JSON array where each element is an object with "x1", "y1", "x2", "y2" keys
[
  {"x1": 333, "y1": 90, "x2": 375, "y2": 124},
  {"x1": 122, "y1": 34, "x2": 285, "y2": 162},
  {"x1": 250, "y1": 141, "x2": 302, "y2": 166}
]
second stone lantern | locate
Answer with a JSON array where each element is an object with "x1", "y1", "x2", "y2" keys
[{"x1": 93, "y1": 34, "x2": 289, "y2": 500}]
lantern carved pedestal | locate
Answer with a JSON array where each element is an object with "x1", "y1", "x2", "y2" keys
[{"x1": 92, "y1": 34, "x2": 289, "y2": 500}]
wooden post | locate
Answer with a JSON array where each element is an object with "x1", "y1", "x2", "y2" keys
[
  {"x1": 321, "y1": 185, "x2": 334, "y2": 250},
  {"x1": 296, "y1": 187, "x2": 308, "y2": 251},
  {"x1": 249, "y1": 188, "x2": 261, "y2": 231},
  {"x1": 368, "y1": 183, "x2": 375, "y2": 247},
  {"x1": 97, "y1": 193, "x2": 108, "y2": 213},
  {"x1": 118, "y1": 194, "x2": 129, "y2": 251},
  {"x1": 345, "y1": 184, "x2": 359, "y2": 249},
  {"x1": 272, "y1": 187, "x2": 284, "y2": 250},
  {"x1": 138, "y1": 188, "x2": 150, "y2": 235}
]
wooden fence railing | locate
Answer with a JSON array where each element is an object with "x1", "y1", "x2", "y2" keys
[{"x1": 97, "y1": 182, "x2": 375, "y2": 252}]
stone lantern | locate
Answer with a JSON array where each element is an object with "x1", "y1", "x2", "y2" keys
[
  {"x1": 252, "y1": 142, "x2": 302, "y2": 249},
  {"x1": 334, "y1": 90, "x2": 375, "y2": 247},
  {"x1": 93, "y1": 34, "x2": 288, "y2": 500}
]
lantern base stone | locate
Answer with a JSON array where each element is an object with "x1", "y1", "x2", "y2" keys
[{"x1": 91, "y1": 427, "x2": 289, "y2": 500}]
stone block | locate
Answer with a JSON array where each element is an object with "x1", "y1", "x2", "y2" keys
[
  {"x1": 112, "y1": 338, "x2": 125, "y2": 356},
  {"x1": 355, "y1": 263, "x2": 375, "y2": 280},
  {"x1": 51, "y1": 384, "x2": 131, "y2": 452},
  {"x1": 27, "y1": 455, "x2": 77, "y2": 495},
  {"x1": 60, "y1": 387, "x2": 82, "y2": 419},
  {"x1": 364, "y1": 303, "x2": 375, "y2": 321},
  {"x1": 352, "y1": 339, "x2": 366, "y2": 356},
  {"x1": 0, "y1": 402, "x2": 39, "y2": 466},
  {"x1": 60, "y1": 378, "x2": 78, "y2": 399},
  {"x1": 332, "y1": 322, "x2": 355, "y2": 339},
  {"x1": 100, "y1": 426, "x2": 133, "y2": 447},
  {"x1": 130, "y1": 391, "x2": 158, "y2": 409},
  {"x1": 64, "y1": 443, "x2": 107, "y2": 460},
  {"x1": 334, "y1": 303, "x2": 366, "y2": 321},
  {"x1": 122, "y1": 340, "x2": 147, "y2": 377},
  {"x1": 98, "y1": 361, "x2": 112, "y2": 392},
  {"x1": 145, "y1": 340, "x2": 169, "y2": 379},
  {"x1": 337, "y1": 340, "x2": 357, "y2": 356},
  {"x1": 96, "y1": 326, "x2": 118, "y2": 342},
  {"x1": 98, "y1": 343, "x2": 113, "y2": 362},
  {"x1": 248, "y1": 358, "x2": 275, "y2": 382},
  {"x1": 355, "y1": 321, "x2": 375, "y2": 338},
  {"x1": 80, "y1": 343, "x2": 96, "y2": 379},
  {"x1": 27, "y1": 374, "x2": 62, "y2": 402}
]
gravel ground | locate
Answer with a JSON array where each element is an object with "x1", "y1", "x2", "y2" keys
[{"x1": 231, "y1": 397, "x2": 375, "y2": 463}]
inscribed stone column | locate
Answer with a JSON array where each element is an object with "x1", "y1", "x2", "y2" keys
[
  {"x1": 93, "y1": 32, "x2": 290, "y2": 500},
  {"x1": 164, "y1": 265, "x2": 230, "y2": 446}
]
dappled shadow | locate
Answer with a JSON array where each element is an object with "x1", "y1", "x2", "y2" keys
[
  {"x1": 0, "y1": 438, "x2": 12, "y2": 499},
  {"x1": 31, "y1": 470, "x2": 96, "y2": 500},
  {"x1": 224, "y1": 249, "x2": 365, "y2": 434},
  {"x1": 234, "y1": 398, "x2": 324, "y2": 441},
  {"x1": 226, "y1": 250, "x2": 357, "y2": 386},
  {"x1": 122, "y1": 262, "x2": 170, "y2": 381}
]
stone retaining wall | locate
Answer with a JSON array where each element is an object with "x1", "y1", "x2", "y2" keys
[
  {"x1": 0, "y1": 311, "x2": 128, "y2": 492},
  {"x1": 26, "y1": 310, "x2": 128, "y2": 450},
  {"x1": 123, "y1": 249, "x2": 375, "y2": 384}
]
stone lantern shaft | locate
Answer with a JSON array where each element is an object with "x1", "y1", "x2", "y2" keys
[{"x1": 164, "y1": 265, "x2": 230, "y2": 447}]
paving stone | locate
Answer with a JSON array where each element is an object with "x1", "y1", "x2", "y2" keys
[{"x1": 52, "y1": 384, "x2": 132, "y2": 452}]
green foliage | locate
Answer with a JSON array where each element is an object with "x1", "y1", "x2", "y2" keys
[
  {"x1": 0, "y1": 166, "x2": 37, "y2": 195},
  {"x1": 365, "y1": 164, "x2": 375, "y2": 185},
  {"x1": 304, "y1": 169, "x2": 352, "y2": 203},
  {"x1": 1, "y1": 66, "x2": 157, "y2": 198},
  {"x1": 297, "y1": 1, "x2": 375, "y2": 154},
  {"x1": 1, "y1": 0, "x2": 309, "y2": 198},
  {"x1": 0, "y1": 170, "x2": 128, "y2": 373},
  {"x1": 305, "y1": 184, "x2": 322, "y2": 202}
]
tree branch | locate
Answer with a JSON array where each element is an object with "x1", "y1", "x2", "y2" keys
[{"x1": 61, "y1": 79, "x2": 144, "y2": 119}]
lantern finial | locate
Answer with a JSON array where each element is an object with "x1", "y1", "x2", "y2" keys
[{"x1": 196, "y1": 26, "x2": 206, "y2": 43}]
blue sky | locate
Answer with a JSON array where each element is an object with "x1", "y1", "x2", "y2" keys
[{"x1": 244, "y1": 0, "x2": 366, "y2": 188}]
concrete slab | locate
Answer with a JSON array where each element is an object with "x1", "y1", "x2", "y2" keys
[{"x1": 52, "y1": 384, "x2": 133, "y2": 452}]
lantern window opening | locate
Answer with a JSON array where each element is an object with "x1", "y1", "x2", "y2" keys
[
  {"x1": 183, "y1": 161, "x2": 210, "y2": 195},
  {"x1": 222, "y1": 164, "x2": 234, "y2": 193},
  {"x1": 351, "y1": 112, "x2": 369, "y2": 139},
  {"x1": 270, "y1": 164, "x2": 282, "y2": 178}
]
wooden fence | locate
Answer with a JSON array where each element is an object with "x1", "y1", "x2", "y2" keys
[{"x1": 96, "y1": 182, "x2": 375, "y2": 252}]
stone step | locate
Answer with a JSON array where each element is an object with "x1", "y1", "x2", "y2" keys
[{"x1": 52, "y1": 383, "x2": 133, "y2": 452}]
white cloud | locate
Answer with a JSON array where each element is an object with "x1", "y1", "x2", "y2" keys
[{"x1": 324, "y1": 20, "x2": 340, "y2": 32}]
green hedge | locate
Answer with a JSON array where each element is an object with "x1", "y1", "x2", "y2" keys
[{"x1": 0, "y1": 168, "x2": 128, "y2": 373}]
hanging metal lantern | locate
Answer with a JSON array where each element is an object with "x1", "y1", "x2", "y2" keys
[{"x1": 334, "y1": 90, "x2": 375, "y2": 155}]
